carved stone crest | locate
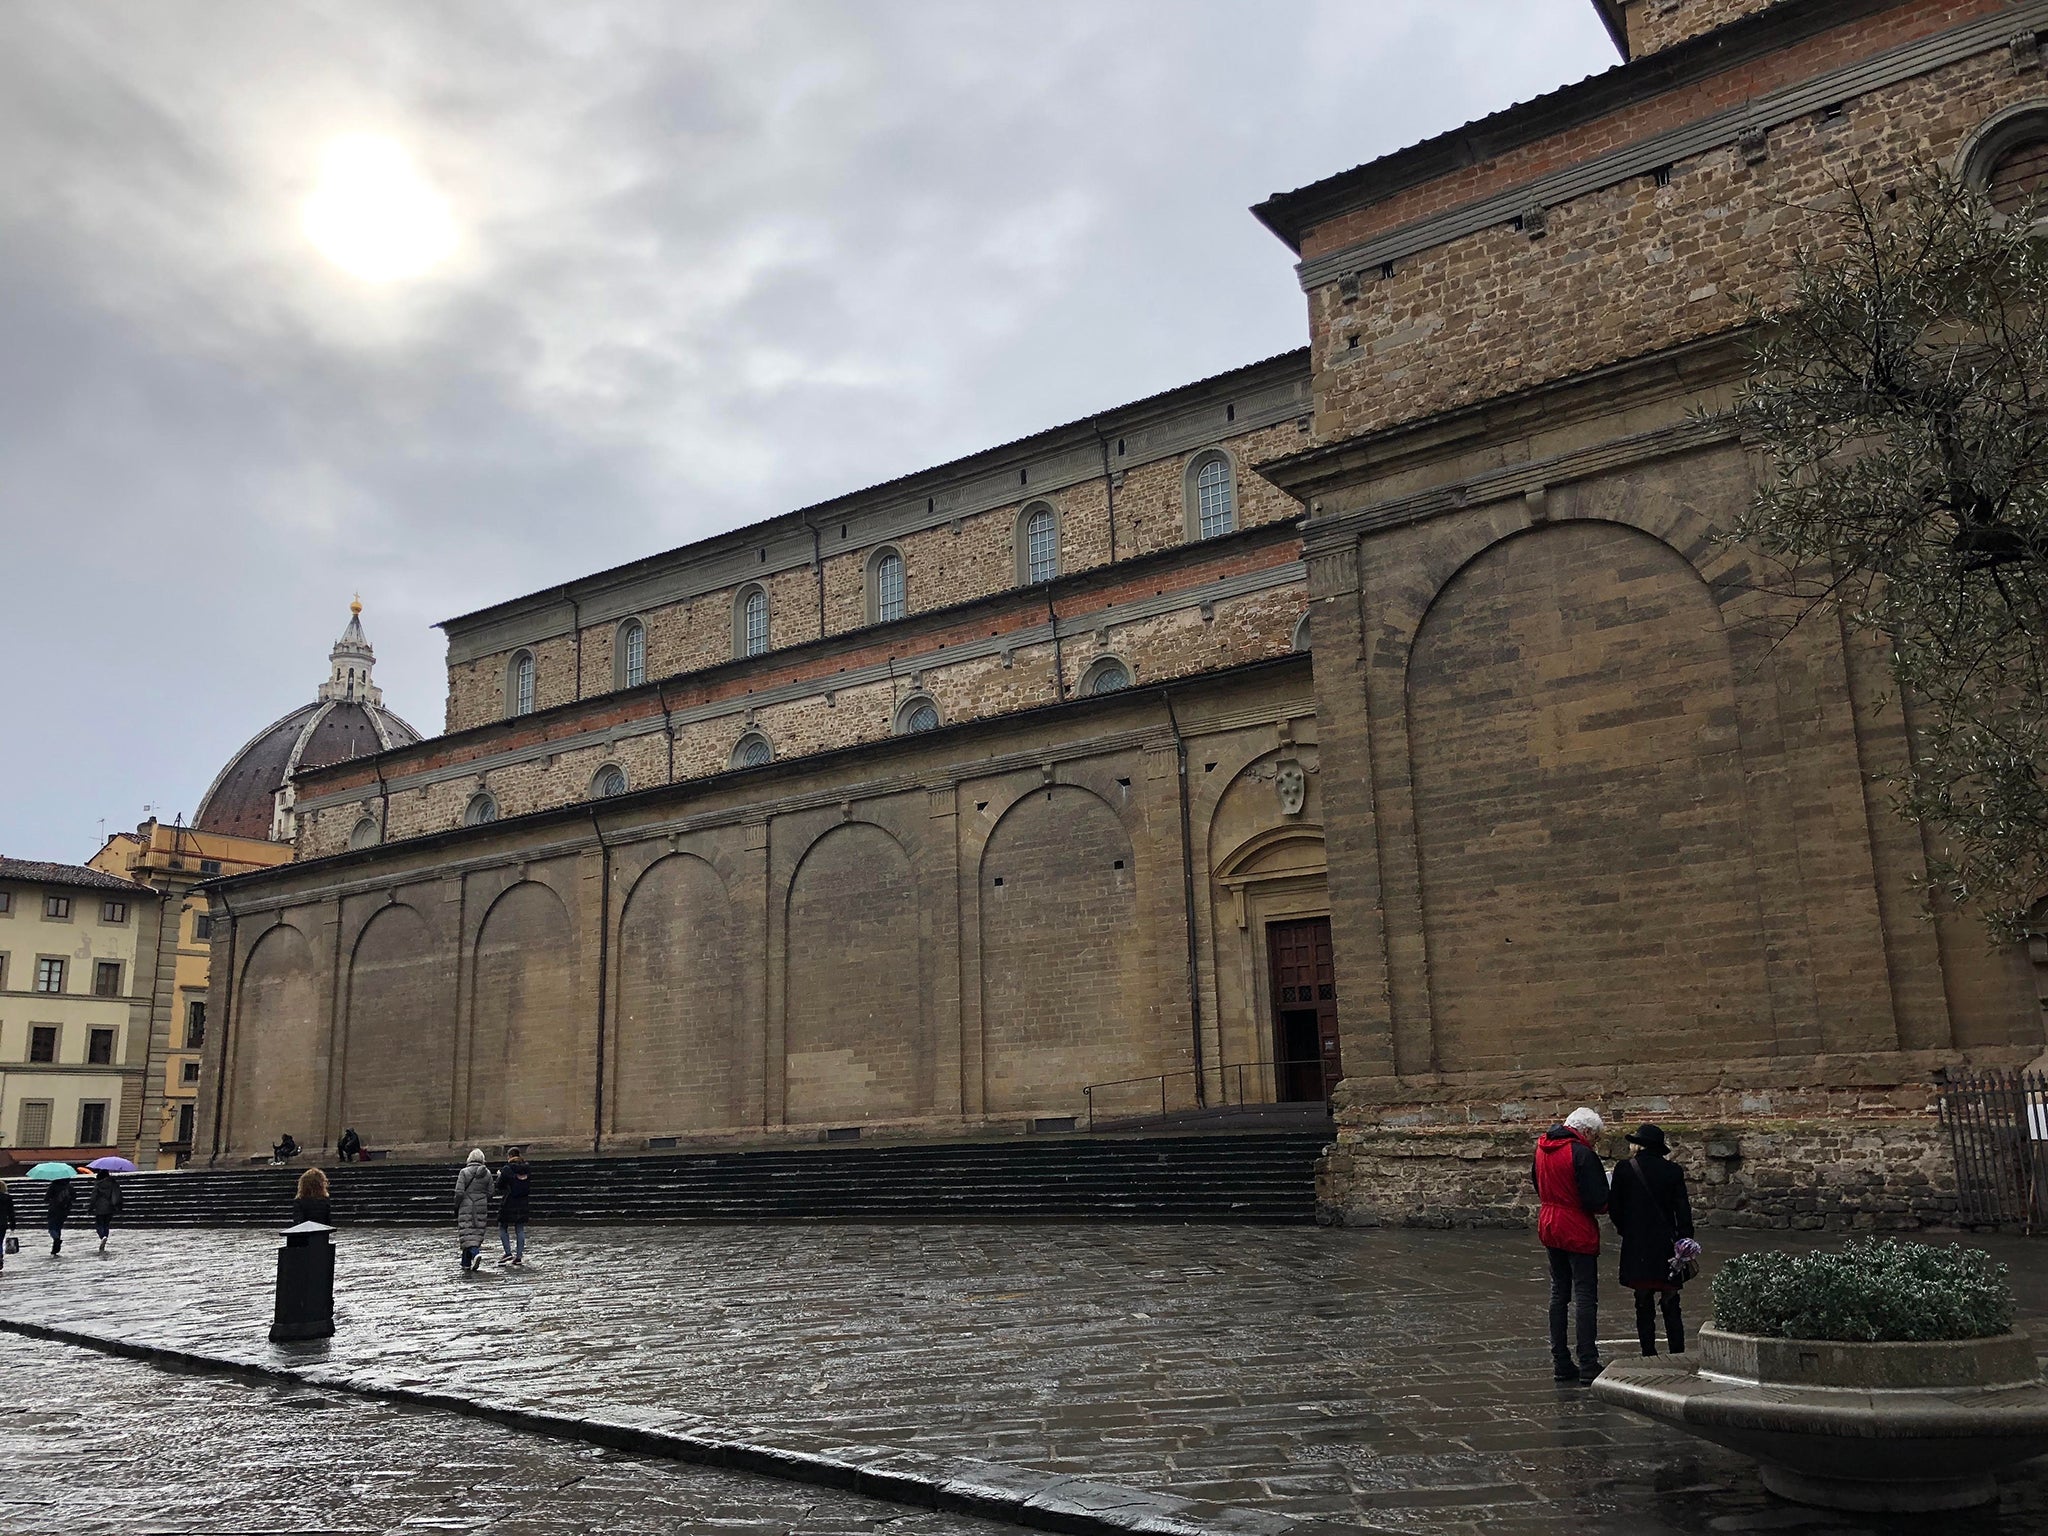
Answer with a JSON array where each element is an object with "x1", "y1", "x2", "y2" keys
[{"x1": 1275, "y1": 759, "x2": 1307, "y2": 817}]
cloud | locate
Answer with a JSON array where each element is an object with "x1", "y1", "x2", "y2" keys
[{"x1": 0, "y1": 0, "x2": 1614, "y2": 857}]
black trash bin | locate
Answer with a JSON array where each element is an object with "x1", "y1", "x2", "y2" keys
[{"x1": 270, "y1": 1220, "x2": 335, "y2": 1342}]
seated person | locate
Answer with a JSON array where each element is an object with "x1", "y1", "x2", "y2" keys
[{"x1": 272, "y1": 1132, "x2": 301, "y2": 1163}]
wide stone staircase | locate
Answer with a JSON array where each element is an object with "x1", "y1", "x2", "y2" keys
[{"x1": 5, "y1": 1130, "x2": 1327, "y2": 1228}]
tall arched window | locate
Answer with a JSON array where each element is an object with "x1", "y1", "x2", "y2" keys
[
  {"x1": 735, "y1": 584, "x2": 769, "y2": 658},
  {"x1": 507, "y1": 651, "x2": 536, "y2": 717},
  {"x1": 869, "y1": 547, "x2": 907, "y2": 624},
  {"x1": 1018, "y1": 504, "x2": 1059, "y2": 585},
  {"x1": 616, "y1": 619, "x2": 646, "y2": 689},
  {"x1": 464, "y1": 792, "x2": 499, "y2": 826},
  {"x1": 1963, "y1": 104, "x2": 2048, "y2": 216},
  {"x1": 1188, "y1": 452, "x2": 1237, "y2": 540}
]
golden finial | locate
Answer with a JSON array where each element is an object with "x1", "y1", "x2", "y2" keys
[{"x1": 350, "y1": 593, "x2": 362, "y2": 616}]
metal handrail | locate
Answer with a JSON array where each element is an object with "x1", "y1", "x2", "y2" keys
[{"x1": 1081, "y1": 1058, "x2": 1333, "y2": 1132}]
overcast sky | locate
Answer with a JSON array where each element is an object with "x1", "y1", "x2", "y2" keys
[{"x1": 0, "y1": 1, "x2": 1616, "y2": 862}]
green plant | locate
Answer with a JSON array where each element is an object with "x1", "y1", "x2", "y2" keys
[{"x1": 1712, "y1": 1237, "x2": 2014, "y2": 1341}]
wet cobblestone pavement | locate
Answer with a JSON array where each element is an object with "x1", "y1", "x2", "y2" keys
[
  {"x1": 1, "y1": 1221, "x2": 2045, "y2": 1534},
  {"x1": 0, "y1": 1329, "x2": 1034, "y2": 1536}
]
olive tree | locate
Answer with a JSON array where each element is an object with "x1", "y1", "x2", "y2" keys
[{"x1": 1732, "y1": 173, "x2": 2048, "y2": 940}]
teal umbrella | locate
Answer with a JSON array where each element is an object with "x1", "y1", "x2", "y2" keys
[{"x1": 26, "y1": 1161, "x2": 80, "y2": 1180}]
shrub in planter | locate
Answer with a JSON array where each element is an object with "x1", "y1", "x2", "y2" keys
[{"x1": 1712, "y1": 1237, "x2": 2014, "y2": 1342}]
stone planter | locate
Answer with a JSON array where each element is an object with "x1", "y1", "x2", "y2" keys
[{"x1": 1592, "y1": 1324, "x2": 2048, "y2": 1512}]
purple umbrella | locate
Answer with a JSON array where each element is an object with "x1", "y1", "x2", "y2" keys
[{"x1": 86, "y1": 1156, "x2": 138, "y2": 1173}]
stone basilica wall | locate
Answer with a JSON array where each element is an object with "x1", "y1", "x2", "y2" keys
[{"x1": 198, "y1": 663, "x2": 1327, "y2": 1162}]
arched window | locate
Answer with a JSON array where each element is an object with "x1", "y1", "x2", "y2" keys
[
  {"x1": 1964, "y1": 104, "x2": 2048, "y2": 216},
  {"x1": 1292, "y1": 611, "x2": 1313, "y2": 652},
  {"x1": 347, "y1": 816, "x2": 381, "y2": 851},
  {"x1": 735, "y1": 584, "x2": 769, "y2": 658},
  {"x1": 1187, "y1": 452, "x2": 1237, "y2": 540},
  {"x1": 731, "y1": 731, "x2": 773, "y2": 769},
  {"x1": 895, "y1": 694, "x2": 941, "y2": 734},
  {"x1": 869, "y1": 547, "x2": 907, "y2": 624},
  {"x1": 591, "y1": 764, "x2": 627, "y2": 799},
  {"x1": 1017, "y1": 503, "x2": 1059, "y2": 585},
  {"x1": 615, "y1": 619, "x2": 646, "y2": 689},
  {"x1": 463, "y1": 792, "x2": 499, "y2": 826},
  {"x1": 1080, "y1": 656, "x2": 1132, "y2": 696},
  {"x1": 506, "y1": 650, "x2": 536, "y2": 718}
]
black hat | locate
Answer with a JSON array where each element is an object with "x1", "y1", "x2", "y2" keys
[{"x1": 1626, "y1": 1123, "x2": 1669, "y2": 1154}]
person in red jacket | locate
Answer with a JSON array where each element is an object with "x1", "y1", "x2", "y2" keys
[{"x1": 1532, "y1": 1106, "x2": 1611, "y2": 1383}]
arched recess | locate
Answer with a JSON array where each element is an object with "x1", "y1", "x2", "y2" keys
[
  {"x1": 342, "y1": 903, "x2": 450, "y2": 1147},
  {"x1": 1407, "y1": 519, "x2": 1772, "y2": 1071},
  {"x1": 469, "y1": 880, "x2": 585, "y2": 1144},
  {"x1": 228, "y1": 922, "x2": 323, "y2": 1157},
  {"x1": 615, "y1": 854, "x2": 740, "y2": 1135},
  {"x1": 979, "y1": 785, "x2": 1145, "y2": 1114},
  {"x1": 783, "y1": 821, "x2": 923, "y2": 1124}
]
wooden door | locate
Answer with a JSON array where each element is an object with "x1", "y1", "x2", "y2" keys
[{"x1": 1266, "y1": 917, "x2": 1340, "y2": 1101}]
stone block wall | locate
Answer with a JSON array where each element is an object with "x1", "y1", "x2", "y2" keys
[{"x1": 1624, "y1": 0, "x2": 1791, "y2": 59}]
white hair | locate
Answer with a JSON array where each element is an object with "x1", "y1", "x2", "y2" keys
[{"x1": 1565, "y1": 1107, "x2": 1603, "y2": 1137}]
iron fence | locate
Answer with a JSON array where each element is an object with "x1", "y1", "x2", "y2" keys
[{"x1": 1937, "y1": 1068, "x2": 2048, "y2": 1231}]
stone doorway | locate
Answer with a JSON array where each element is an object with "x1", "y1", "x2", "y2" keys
[{"x1": 1266, "y1": 916, "x2": 1339, "y2": 1101}]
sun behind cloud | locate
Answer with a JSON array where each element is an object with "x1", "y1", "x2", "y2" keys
[{"x1": 302, "y1": 135, "x2": 455, "y2": 282}]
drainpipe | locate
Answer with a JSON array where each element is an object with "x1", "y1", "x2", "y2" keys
[
  {"x1": 206, "y1": 886, "x2": 239, "y2": 1164},
  {"x1": 1046, "y1": 590, "x2": 1067, "y2": 702},
  {"x1": 802, "y1": 519, "x2": 826, "y2": 639},
  {"x1": 656, "y1": 678, "x2": 677, "y2": 783},
  {"x1": 569, "y1": 592, "x2": 584, "y2": 701},
  {"x1": 586, "y1": 808, "x2": 612, "y2": 1156},
  {"x1": 1094, "y1": 421, "x2": 1118, "y2": 565},
  {"x1": 1161, "y1": 689, "x2": 1207, "y2": 1107}
]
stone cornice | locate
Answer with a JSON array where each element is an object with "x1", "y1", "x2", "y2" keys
[{"x1": 1282, "y1": 0, "x2": 2034, "y2": 290}]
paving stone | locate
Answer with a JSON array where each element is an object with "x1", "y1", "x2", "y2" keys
[{"x1": 0, "y1": 1222, "x2": 2045, "y2": 1533}]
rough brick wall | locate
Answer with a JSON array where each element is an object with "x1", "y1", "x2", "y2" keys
[
  {"x1": 1626, "y1": 0, "x2": 1789, "y2": 58},
  {"x1": 340, "y1": 902, "x2": 451, "y2": 1147},
  {"x1": 613, "y1": 853, "x2": 740, "y2": 1136},
  {"x1": 1408, "y1": 519, "x2": 1772, "y2": 1070},
  {"x1": 978, "y1": 785, "x2": 1145, "y2": 1114},
  {"x1": 223, "y1": 922, "x2": 323, "y2": 1161},
  {"x1": 468, "y1": 880, "x2": 586, "y2": 1146},
  {"x1": 783, "y1": 822, "x2": 925, "y2": 1125},
  {"x1": 1306, "y1": 28, "x2": 2031, "y2": 445}
]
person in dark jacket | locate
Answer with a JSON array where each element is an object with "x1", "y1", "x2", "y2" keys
[
  {"x1": 1608, "y1": 1123, "x2": 1696, "y2": 1355},
  {"x1": 46, "y1": 1176, "x2": 76, "y2": 1255},
  {"x1": 89, "y1": 1170, "x2": 123, "y2": 1253},
  {"x1": 1532, "y1": 1106, "x2": 1611, "y2": 1383},
  {"x1": 0, "y1": 1179, "x2": 15, "y2": 1273},
  {"x1": 495, "y1": 1147, "x2": 531, "y2": 1266},
  {"x1": 337, "y1": 1128, "x2": 363, "y2": 1164},
  {"x1": 293, "y1": 1167, "x2": 332, "y2": 1226}
]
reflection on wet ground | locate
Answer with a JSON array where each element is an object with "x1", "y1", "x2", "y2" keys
[
  {"x1": 0, "y1": 1329, "x2": 1032, "y2": 1536},
  {"x1": 0, "y1": 1220, "x2": 2044, "y2": 1534}
]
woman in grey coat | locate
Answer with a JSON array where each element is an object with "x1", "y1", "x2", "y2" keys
[{"x1": 453, "y1": 1149, "x2": 494, "y2": 1272}]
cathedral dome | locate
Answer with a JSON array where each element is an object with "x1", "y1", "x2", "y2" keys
[{"x1": 195, "y1": 602, "x2": 421, "y2": 841}]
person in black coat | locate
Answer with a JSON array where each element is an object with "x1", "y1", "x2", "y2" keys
[
  {"x1": 1607, "y1": 1123, "x2": 1696, "y2": 1355},
  {"x1": 46, "y1": 1176, "x2": 76, "y2": 1255},
  {"x1": 337, "y1": 1128, "x2": 363, "y2": 1164},
  {"x1": 495, "y1": 1148, "x2": 531, "y2": 1266},
  {"x1": 89, "y1": 1170, "x2": 124, "y2": 1254},
  {"x1": 293, "y1": 1167, "x2": 332, "y2": 1225},
  {"x1": 0, "y1": 1179, "x2": 15, "y2": 1273}
]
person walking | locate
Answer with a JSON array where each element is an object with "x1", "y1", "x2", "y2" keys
[
  {"x1": 89, "y1": 1169, "x2": 124, "y2": 1253},
  {"x1": 495, "y1": 1147, "x2": 531, "y2": 1266},
  {"x1": 293, "y1": 1167, "x2": 333, "y2": 1226},
  {"x1": 1608, "y1": 1123, "x2": 1696, "y2": 1356},
  {"x1": 453, "y1": 1149, "x2": 494, "y2": 1272},
  {"x1": 0, "y1": 1177, "x2": 15, "y2": 1274},
  {"x1": 1532, "y1": 1106, "x2": 1610, "y2": 1384},
  {"x1": 46, "y1": 1174, "x2": 76, "y2": 1256}
]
